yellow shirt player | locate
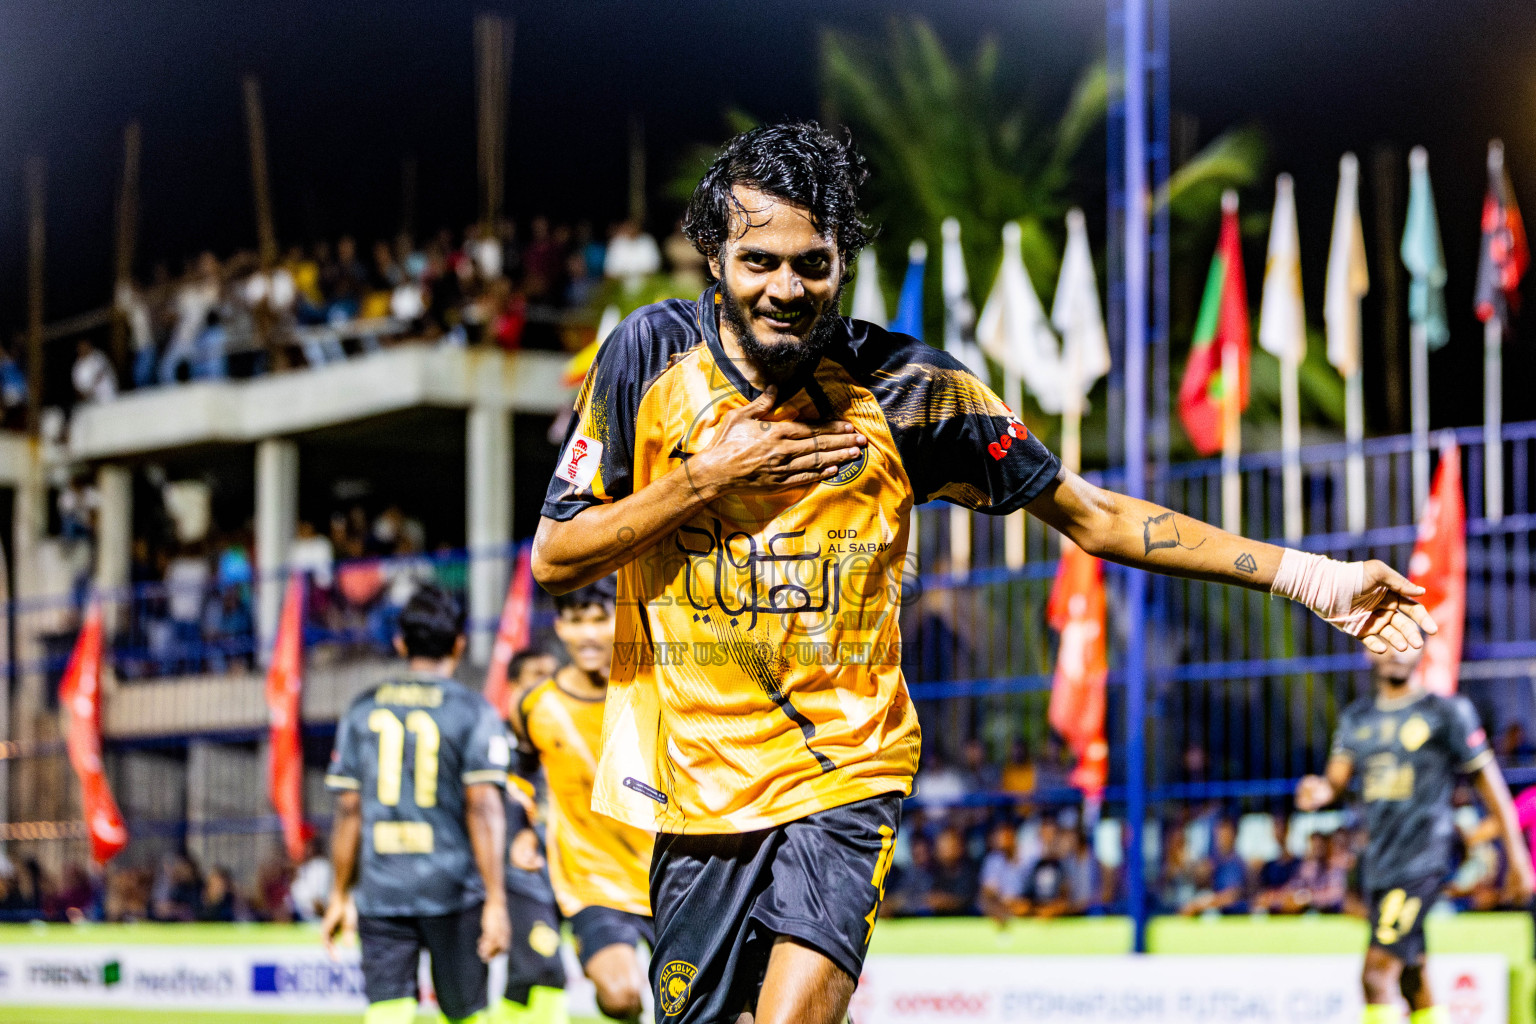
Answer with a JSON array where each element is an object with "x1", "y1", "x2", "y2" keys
[
  {"x1": 534, "y1": 123, "x2": 1437, "y2": 1024},
  {"x1": 509, "y1": 577, "x2": 652, "y2": 1023}
]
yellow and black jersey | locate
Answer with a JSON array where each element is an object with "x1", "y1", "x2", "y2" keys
[
  {"x1": 542, "y1": 284, "x2": 1062, "y2": 834},
  {"x1": 520, "y1": 678, "x2": 653, "y2": 917}
]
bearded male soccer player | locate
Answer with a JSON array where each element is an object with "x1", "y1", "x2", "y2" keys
[
  {"x1": 534, "y1": 122, "x2": 1437, "y2": 1024},
  {"x1": 1297, "y1": 647, "x2": 1533, "y2": 1024},
  {"x1": 510, "y1": 577, "x2": 653, "y2": 1023},
  {"x1": 322, "y1": 584, "x2": 512, "y2": 1024}
]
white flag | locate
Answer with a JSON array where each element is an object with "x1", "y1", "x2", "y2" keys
[
  {"x1": 1258, "y1": 174, "x2": 1306, "y2": 361},
  {"x1": 1325, "y1": 153, "x2": 1369, "y2": 376},
  {"x1": 1050, "y1": 209, "x2": 1110, "y2": 409},
  {"x1": 940, "y1": 217, "x2": 989, "y2": 378},
  {"x1": 978, "y1": 221, "x2": 1061, "y2": 409},
  {"x1": 850, "y1": 246, "x2": 887, "y2": 327}
]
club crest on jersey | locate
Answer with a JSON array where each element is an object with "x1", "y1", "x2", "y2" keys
[
  {"x1": 826, "y1": 444, "x2": 869, "y2": 486},
  {"x1": 658, "y1": 961, "x2": 698, "y2": 1017},
  {"x1": 1399, "y1": 716, "x2": 1431, "y2": 752},
  {"x1": 557, "y1": 432, "x2": 603, "y2": 488},
  {"x1": 987, "y1": 419, "x2": 1028, "y2": 461}
]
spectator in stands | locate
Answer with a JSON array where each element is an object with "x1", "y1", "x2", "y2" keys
[
  {"x1": 161, "y1": 253, "x2": 222, "y2": 383},
  {"x1": 926, "y1": 825, "x2": 979, "y2": 915},
  {"x1": 912, "y1": 748, "x2": 966, "y2": 808},
  {"x1": 1157, "y1": 823, "x2": 1200, "y2": 913},
  {"x1": 1499, "y1": 722, "x2": 1535, "y2": 768},
  {"x1": 1061, "y1": 824, "x2": 1102, "y2": 915},
  {"x1": 663, "y1": 217, "x2": 707, "y2": 291},
  {"x1": 105, "y1": 865, "x2": 151, "y2": 923},
  {"x1": 289, "y1": 834, "x2": 332, "y2": 922},
  {"x1": 604, "y1": 218, "x2": 661, "y2": 292},
  {"x1": 47, "y1": 863, "x2": 94, "y2": 922},
  {"x1": 978, "y1": 820, "x2": 1030, "y2": 923},
  {"x1": 198, "y1": 867, "x2": 240, "y2": 922},
  {"x1": 164, "y1": 542, "x2": 210, "y2": 673},
  {"x1": 1282, "y1": 830, "x2": 1347, "y2": 913},
  {"x1": 254, "y1": 855, "x2": 294, "y2": 923},
  {"x1": 151, "y1": 852, "x2": 203, "y2": 921},
  {"x1": 1253, "y1": 815, "x2": 1302, "y2": 912},
  {"x1": 1181, "y1": 817, "x2": 1248, "y2": 916},
  {"x1": 1000, "y1": 739, "x2": 1036, "y2": 795},
  {"x1": 522, "y1": 216, "x2": 565, "y2": 303},
  {"x1": 1022, "y1": 817, "x2": 1072, "y2": 918},
  {"x1": 72, "y1": 339, "x2": 118, "y2": 405},
  {"x1": 884, "y1": 834, "x2": 934, "y2": 918},
  {"x1": 960, "y1": 738, "x2": 1000, "y2": 795},
  {"x1": 116, "y1": 279, "x2": 159, "y2": 388},
  {"x1": 0, "y1": 337, "x2": 26, "y2": 427}
]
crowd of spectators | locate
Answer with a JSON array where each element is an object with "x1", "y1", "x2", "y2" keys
[
  {"x1": 40, "y1": 214, "x2": 704, "y2": 418},
  {"x1": 0, "y1": 836, "x2": 332, "y2": 926},
  {"x1": 874, "y1": 742, "x2": 1532, "y2": 923}
]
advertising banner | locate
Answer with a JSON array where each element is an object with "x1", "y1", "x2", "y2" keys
[{"x1": 852, "y1": 954, "x2": 1506, "y2": 1024}]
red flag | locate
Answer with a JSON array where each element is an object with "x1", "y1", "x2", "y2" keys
[
  {"x1": 266, "y1": 574, "x2": 310, "y2": 862},
  {"x1": 1407, "y1": 442, "x2": 1466, "y2": 696},
  {"x1": 1178, "y1": 199, "x2": 1251, "y2": 456},
  {"x1": 59, "y1": 600, "x2": 128, "y2": 865},
  {"x1": 484, "y1": 542, "x2": 535, "y2": 716},
  {"x1": 1047, "y1": 541, "x2": 1109, "y2": 798},
  {"x1": 1474, "y1": 140, "x2": 1529, "y2": 331}
]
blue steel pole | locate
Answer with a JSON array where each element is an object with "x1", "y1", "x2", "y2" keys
[{"x1": 1121, "y1": 0, "x2": 1151, "y2": 955}]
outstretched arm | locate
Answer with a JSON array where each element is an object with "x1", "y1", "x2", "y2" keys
[
  {"x1": 1295, "y1": 754, "x2": 1355, "y2": 811},
  {"x1": 1472, "y1": 762, "x2": 1535, "y2": 904},
  {"x1": 1024, "y1": 469, "x2": 1436, "y2": 653}
]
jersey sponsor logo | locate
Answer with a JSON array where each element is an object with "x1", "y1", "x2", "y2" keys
[
  {"x1": 658, "y1": 960, "x2": 698, "y2": 1018},
  {"x1": 1399, "y1": 715, "x2": 1431, "y2": 752},
  {"x1": 1363, "y1": 754, "x2": 1415, "y2": 802},
  {"x1": 373, "y1": 821, "x2": 434, "y2": 854},
  {"x1": 623, "y1": 776, "x2": 668, "y2": 805},
  {"x1": 557, "y1": 433, "x2": 603, "y2": 488},
  {"x1": 986, "y1": 419, "x2": 1028, "y2": 461},
  {"x1": 675, "y1": 520, "x2": 839, "y2": 630}
]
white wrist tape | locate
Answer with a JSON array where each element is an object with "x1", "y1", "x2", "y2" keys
[{"x1": 1270, "y1": 549, "x2": 1376, "y2": 637}]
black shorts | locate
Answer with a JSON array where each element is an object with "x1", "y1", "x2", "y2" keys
[
  {"x1": 505, "y1": 890, "x2": 566, "y2": 1005},
  {"x1": 357, "y1": 903, "x2": 488, "y2": 1019},
  {"x1": 649, "y1": 792, "x2": 902, "y2": 1024},
  {"x1": 570, "y1": 904, "x2": 655, "y2": 968},
  {"x1": 1368, "y1": 877, "x2": 1443, "y2": 965}
]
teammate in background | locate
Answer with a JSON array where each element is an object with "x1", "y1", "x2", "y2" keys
[
  {"x1": 499, "y1": 648, "x2": 569, "y2": 1024},
  {"x1": 535, "y1": 122, "x2": 1437, "y2": 1024},
  {"x1": 322, "y1": 584, "x2": 512, "y2": 1024},
  {"x1": 510, "y1": 578, "x2": 652, "y2": 1023},
  {"x1": 1297, "y1": 647, "x2": 1534, "y2": 1024}
]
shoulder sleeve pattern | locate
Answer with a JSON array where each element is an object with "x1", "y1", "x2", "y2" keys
[
  {"x1": 325, "y1": 704, "x2": 363, "y2": 790},
  {"x1": 1447, "y1": 696, "x2": 1494, "y2": 774},
  {"x1": 541, "y1": 314, "x2": 648, "y2": 521},
  {"x1": 461, "y1": 696, "x2": 512, "y2": 787},
  {"x1": 861, "y1": 334, "x2": 1062, "y2": 515}
]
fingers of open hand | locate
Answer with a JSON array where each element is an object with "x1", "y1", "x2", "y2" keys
[{"x1": 1366, "y1": 559, "x2": 1423, "y2": 597}]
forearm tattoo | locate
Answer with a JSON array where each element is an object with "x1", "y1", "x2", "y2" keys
[{"x1": 1142, "y1": 512, "x2": 1207, "y2": 556}]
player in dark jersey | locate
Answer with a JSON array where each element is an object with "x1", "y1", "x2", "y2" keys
[
  {"x1": 534, "y1": 122, "x2": 1436, "y2": 1024},
  {"x1": 322, "y1": 584, "x2": 512, "y2": 1024},
  {"x1": 1298, "y1": 647, "x2": 1532, "y2": 1024},
  {"x1": 501, "y1": 649, "x2": 569, "y2": 1024}
]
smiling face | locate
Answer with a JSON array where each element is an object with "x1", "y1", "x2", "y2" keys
[
  {"x1": 553, "y1": 601, "x2": 615, "y2": 678},
  {"x1": 711, "y1": 185, "x2": 846, "y2": 382}
]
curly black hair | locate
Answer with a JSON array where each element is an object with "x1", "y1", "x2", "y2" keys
[
  {"x1": 683, "y1": 121, "x2": 872, "y2": 283},
  {"x1": 552, "y1": 574, "x2": 617, "y2": 616}
]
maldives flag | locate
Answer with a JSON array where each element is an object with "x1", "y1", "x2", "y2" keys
[
  {"x1": 1407, "y1": 442, "x2": 1466, "y2": 696},
  {"x1": 266, "y1": 574, "x2": 310, "y2": 862},
  {"x1": 484, "y1": 542, "x2": 535, "y2": 716},
  {"x1": 1047, "y1": 541, "x2": 1108, "y2": 799},
  {"x1": 58, "y1": 599, "x2": 128, "y2": 865},
  {"x1": 1475, "y1": 140, "x2": 1529, "y2": 332},
  {"x1": 1179, "y1": 197, "x2": 1251, "y2": 456}
]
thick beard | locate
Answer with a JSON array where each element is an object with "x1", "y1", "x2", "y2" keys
[{"x1": 718, "y1": 274, "x2": 844, "y2": 383}]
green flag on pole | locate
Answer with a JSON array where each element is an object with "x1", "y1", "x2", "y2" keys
[{"x1": 1401, "y1": 147, "x2": 1449, "y2": 350}]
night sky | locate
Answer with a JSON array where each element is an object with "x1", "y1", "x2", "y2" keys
[{"x1": 2, "y1": 0, "x2": 1535, "y2": 428}]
